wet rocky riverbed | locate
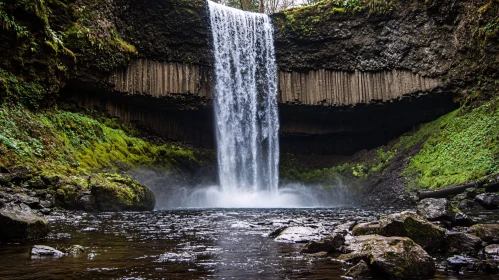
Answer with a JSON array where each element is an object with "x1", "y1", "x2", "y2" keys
[{"x1": 0, "y1": 208, "x2": 496, "y2": 279}]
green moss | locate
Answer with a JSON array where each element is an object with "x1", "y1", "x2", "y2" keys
[{"x1": 403, "y1": 98, "x2": 499, "y2": 190}]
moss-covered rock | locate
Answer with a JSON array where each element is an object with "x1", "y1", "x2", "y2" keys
[
  {"x1": 339, "y1": 235, "x2": 435, "y2": 280},
  {"x1": 469, "y1": 224, "x2": 499, "y2": 244},
  {"x1": 0, "y1": 203, "x2": 49, "y2": 241},
  {"x1": 90, "y1": 173, "x2": 155, "y2": 211},
  {"x1": 352, "y1": 211, "x2": 447, "y2": 253}
]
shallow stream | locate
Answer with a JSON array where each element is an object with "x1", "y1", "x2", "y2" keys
[{"x1": 0, "y1": 208, "x2": 494, "y2": 279}]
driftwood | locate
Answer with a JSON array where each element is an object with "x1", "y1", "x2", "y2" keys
[{"x1": 418, "y1": 175, "x2": 499, "y2": 199}]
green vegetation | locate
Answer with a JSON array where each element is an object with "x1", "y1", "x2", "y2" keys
[
  {"x1": 275, "y1": 0, "x2": 396, "y2": 37},
  {"x1": 0, "y1": 104, "x2": 205, "y2": 175},
  {"x1": 403, "y1": 98, "x2": 499, "y2": 190}
]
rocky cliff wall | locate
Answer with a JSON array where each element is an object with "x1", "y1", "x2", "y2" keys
[{"x1": 65, "y1": 0, "x2": 497, "y2": 155}]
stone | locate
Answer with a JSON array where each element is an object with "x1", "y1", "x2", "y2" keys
[
  {"x1": 0, "y1": 203, "x2": 50, "y2": 241},
  {"x1": 333, "y1": 221, "x2": 356, "y2": 234},
  {"x1": 452, "y1": 212, "x2": 475, "y2": 227},
  {"x1": 64, "y1": 245, "x2": 85, "y2": 256},
  {"x1": 352, "y1": 221, "x2": 380, "y2": 236},
  {"x1": 274, "y1": 226, "x2": 322, "y2": 243},
  {"x1": 301, "y1": 233, "x2": 345, "y2": 253},
  {"x1": 345, "y1": 259, "x2": 371, "y2": 279},
  {"x1": 475, "y1": 193, "x2": 499, "y2": 209},
  {"x1": 446, "y1": 231, "x2": 482, "y2": 254},
  {"x1": 41, "y1": 174, "x2": 60, "y2": 186},
  {"x1": 39, "y1": 200, "x2": 53, "y2": 209},
  {"x1": 31, "y1": 245, "x2": 65, "y2": 258},
  {"x1": 484, "y1": 244, "x2": 499, "y2": 256},
  {"x1": 268, "y1": 226, "x2": 288, "y2": 238},
  {"x1": 446, "y1": 255, "x2": 478, "y2": 272},
  {"x1": 416, "y1": 198, "x2": 455, "y2": 221},
  {"x1": 352, "y1": 211, "x2": 447, "y2": 252},
  {"x1": 339, "y1": 235, "x2": 435, "y2": 280},
  {"x1": 27, "y1": 177, "x2": 45, "y2": 189},
  {"x1": 469, "y1": 224, "x2": 499, "y2": 243}
]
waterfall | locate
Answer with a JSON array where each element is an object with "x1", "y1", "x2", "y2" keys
[{"x1": 208, "y1": 1, "x2": 280, "y2": 195}]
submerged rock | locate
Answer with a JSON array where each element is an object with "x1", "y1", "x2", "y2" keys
[
  {"x1": 64, "y1": 245, "x2": 85, "y2": 256},
  {"x1": 31, "y1": 245, "x2": 65, "y2": 258},
  {"x1": 352, "y1": 211, "x2": 447, "y2": 252},
  {"x1": 469, "y1": 224, "x2": 499, "y2": 243},
  {"x1": 0, "y1": 203, "x2": 50, "y2": 241},
  {"x1": 339, "y1": 235, "x2": 435, "y2": 279}
]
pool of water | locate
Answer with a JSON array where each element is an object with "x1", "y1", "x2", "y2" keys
[{"x1": 0, "y1": 208, "x2": 493, "y2": 279}]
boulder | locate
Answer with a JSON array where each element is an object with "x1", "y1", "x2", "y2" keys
[
  {"x1": 274, "y1": 226, "x2": 322, "y2": 243},
  {"x1": 31, "y1": 245, "x2": 65, "y2": 258},
  {"x1": 339, "y1": 235, "x2": 435, "y2": 280},
  {"x1": 345, "y1": 259, "x2": 371, "y2": 279},
  {"x1": 301, "y1": 233, "x2": 344, "y2": 253},
  {"x1": 475, "y1": 193, "x2": 499, "y2": 209},
  {"x1": 0, "y1": 203, "x2": 50, "y2": 241},
  {"x1": 416, "y1": 198, "x2": 455, "y2": 221},
  {"x1": 469, "y1": 224, "x2": 499, "y2": 243},
  {"x1": 446, "y1": 231, "x2": 482, "y2": 254},
  {"x1": 484, "y1": 244, "x2": 499, "y2": 256},
  {"x1": 352, "y1": 211, "x2": 447, "y2": 252},
  {"x1": 27, "y1": 177, "x2": 45, "y2": 189},
  {"x1": 452, "y1": 212, "x2": 475, "y2": 227}
]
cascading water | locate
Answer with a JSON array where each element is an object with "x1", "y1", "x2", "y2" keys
[
  {"x1": 161, "y1": 2, "x2": 340, "y2": 208},
  {"x1": 209, "y1": 1, "x2": 279, "y2": 194}
]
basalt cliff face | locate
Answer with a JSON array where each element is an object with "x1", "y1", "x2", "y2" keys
[{"x1": 55, "y1": 0, "x2": 495, "y2": 156}]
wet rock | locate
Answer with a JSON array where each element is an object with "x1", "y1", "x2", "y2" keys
[
  {"x1": 352, "y1": 221, "x2": 380, "y2": 236},
  {"x1": 446, "y1": 255, "x2": 477, "y2": 272},
  {"x1": 301, "y1": 233, "x2": 344, "y2": 253},
  {"x1": 452, "y1": 212, "x2": 475, "y2": 227},
  {"x1": 77, "y1": 192, "x2": 98, "y2": 212},
  {"x1": 339, "y1": 235, "x2": 435, "y2": 280},
  {"x1": 274, "y1": 226, "x2": 321, "y2": 243},
  {"x1": 268, "y1": 226, "x2": 288, "y2": 238},
  {"x1": 27, "y1": 177, "x2": 45, "y2": 189},
  {"x1": 39, "y1": 200, "x2": 53, "y2": 209},
  {"x1": 469, "y1": 224, "x2": 499, "y2": 243},
  {"x1": 345, "y1": 259, "x2": 371, "y2": 279},
  {"x1": 333, "y1": 221, "x2": 356, "y2": 234},
  {"x1": 41, "y1": 174, "x2": 59, "y2": 186},
  {"x1": 417, "y1": 198, "x2": 455, "y2": 221},
  {"x1": 475, "y1": 193, "x2": 499, "y2": 209},
  {"x1": 91, "y1": 174, "x2": 156, "y2": 211},
  {"x1": 457, "y1": 199, "x2": 484, "y2": 211},
  {"x1": 484, "y1": 244, "x2": 499, "y2": 256},
  {"x1": 446, "y1": 231, "x2": 482, "y2": 254},
  {"x1": 0, "y1": 203, "x2": 50, "y2": 241},
  {"x1": 64, "y1": 245, "x2": 85, "y2": 256},
  {"x1": 352, "y1": 211, "x2": 447, "y2": 252},
  {"x1": 0, "y1": 173, "x2": 12, "y2": 184},
  {"x1": 31, "y1": 245, "x2": 65, "y2": 258}
]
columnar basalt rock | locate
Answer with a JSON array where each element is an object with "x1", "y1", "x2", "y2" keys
[
  {"x1": 108, "y1": 59, "x2": 213, "y2": 99},
  {"x1": 278, "y1": 70, "x2": 440, "y2": 106}
]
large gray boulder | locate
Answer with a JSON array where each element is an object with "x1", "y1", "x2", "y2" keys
[
  {"x1": 339, "y1": 235, "x2": 435, "y2": 280},
  {"x1": 0, "y1": 203, "x2": 50, "y2": 241},
  {"x1": 352, "y1": 211, "x2": 447, "y2": 252},
  {"x1": 417, "y1": 198, "x2": 455, "y2": 221}
]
